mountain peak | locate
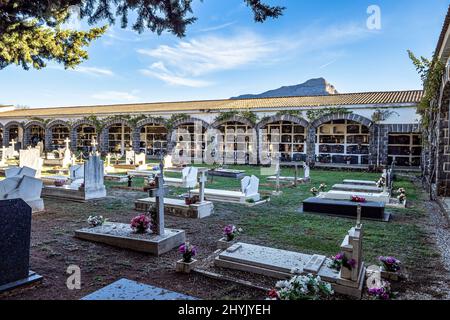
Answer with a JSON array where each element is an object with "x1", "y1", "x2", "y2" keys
[{"x1": 231, "y1": 78, "x2": 339, "y2": 100}]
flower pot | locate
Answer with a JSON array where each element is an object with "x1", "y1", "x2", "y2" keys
[
  {"x1": 176, "y1": 259, "x2": 198, "y2": 273},
  {"x1": 217, "y1": 237, "x2": 236, "y2": 250}
]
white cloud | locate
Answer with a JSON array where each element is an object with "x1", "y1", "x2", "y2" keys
[
  {"x1": 137, "y1": 23, "x2": 372, "y2": 87},
  {"x1": 198, "y1": 22, "x2": 237, "y2": 33},
  {"x1": 72, "y1": 66, "x2": 115, "y2": 77},
  {"x1": 91, "y1": 90, "x2": 140, "y2": 102}
]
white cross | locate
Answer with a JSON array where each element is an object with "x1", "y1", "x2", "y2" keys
[
  {"x1": 9, "y1": 139, "x2": 15, "y2": 147},
  {"x1": 64, "y1": 137, "x2": 71, "y2": 149},
  {"x1": 91, "y1": 137, "x2": 98, "y2": 149}
]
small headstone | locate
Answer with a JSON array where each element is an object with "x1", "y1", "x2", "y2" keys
[
  {"x1": 0, "y1": 199, "x2": 43, "y2": 292},
  {"x1": 182, "y1": 167, "x2": 198, "y2": 188},
  {"x1": 241, "y1": 175, "x2": 259, "y2": 197}
]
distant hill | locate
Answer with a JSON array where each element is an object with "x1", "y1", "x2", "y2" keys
[{"x1": 231, "y1": 78, "x2": 338, "y2": 99}]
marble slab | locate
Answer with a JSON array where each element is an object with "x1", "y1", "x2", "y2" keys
[
  {"x1": 332, "y1": 184, "x2": 383, "y2": 193},
  {"x1": 319, "y1": 190, "x2": 390, "y2": 204},
  {"x1": 343, "y1": 179, "x2": 377, "y2": 186},
  {"x1": 82, "y1": 278, "x2": 197, "y2": 300}
]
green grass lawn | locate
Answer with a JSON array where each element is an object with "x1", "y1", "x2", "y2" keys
[{"x1": 106, "y1": 165, "x2": 432, "y2": 270}]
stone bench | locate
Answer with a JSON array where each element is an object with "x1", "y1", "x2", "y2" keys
[{"x1": 302, "y1": 197, "x2": 389, "y2": 221}]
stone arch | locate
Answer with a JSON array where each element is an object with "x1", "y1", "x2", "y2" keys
[
  {"x1": 135, "y1": 118, "x2": 169, "y2": 156},
  {"x1": 257, "y1": 115, "x2": 310, "y2": 164},
  {"x1": 3, "y1": 121, "x2": 23, "y2": 147},
  {"x1": 311, "y1": 112, "x2": 373, "y2": 128},
  {"x1": 72, "y1": 119, "x2": 99, "y2": 151},
  {"x1": 256, "y1": 114, "x2": 309, "y2": 130},
  {"x1": 311, "y1": 112, "x2": 375, "y2": 166},
  {"x1": 211, "y1": 115, "x2": 255, "y2": 129},
  {"x1": 169, "y1": 117, "x2": 210, "y2": 163},
  {"x1": 23, "y1": 120, "x2": 46, "y2": 148},
  {"x1": 45, "y1": 120, "x2": 71, "y2": 150},
  {"x1": 100, "y1": 119, "x2": 134, "y2": 153}
]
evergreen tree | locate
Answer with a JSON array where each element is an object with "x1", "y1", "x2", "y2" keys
[{"x1": 0, "y1": 0, "x2": 284, "y2": 70}]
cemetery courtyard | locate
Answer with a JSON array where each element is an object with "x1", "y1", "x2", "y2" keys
[{"x1": 1, "y1": 165, "x2": 450, "y2": 300}]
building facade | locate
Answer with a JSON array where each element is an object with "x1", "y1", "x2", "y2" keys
[{"x1": 0, "y1": 91, "x2": 422, "y2": 168}]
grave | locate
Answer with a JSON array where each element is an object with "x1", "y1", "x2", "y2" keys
[
  {"x1": 190, "y1": 175, "x2": 261, "y2": 204},
  {"x1": 342, "y1": 179, "x2": 377, "y2": 186},
  {"x1": 0, "y1": 146, "x2": 8, "y2": 167},
  {"x1": 4, "y1": 139, "x2": 19, "y2": 159},
  {"x1": 62, "y1": 138, "x2": 72, "y2": 168},
  {"x1": 318, "y1": 190, "x2": 391, "y2": 204},
  {"x1": 42, "y1": 155, "x2": 107, "y2": 201},
  {"x1": 332, "y1": 184, "x2": 383, "y2": 193},
  {"x1": 214, "y1": 221, "x2": 366, "y2": 298},
  {"x1": 75, "y1": 173, "x2": 185, "y2": 255},
  {"x1": 207, "y1": 168, "x2": 246, "y2": 179},
  {"x1": 19, "y1": 147, "x2": 44, "y2": 178},
  {"x1": 125, "y1": 150, "x2": 147, "y2": 170},
  {"x1": 82, "y1": 278, "x2": 197, "y2": 300},
  {"x1": 267, "y1": 161, "x2": 310, "y2": 185},
  {"x1": 0, "y1": 199, "x2": 43, "y2": 293},
  {"x1": 164, "y1": 166, "x2": 199, "y2": 188},
  {"x1": 135, "y1": 170, "x2": 214, "y2": 219},
  {"x1": 0, "y1": 171, "x2": 45, "y2": 213},
  {"x1": 302, "y1": 198, "x2": 389, "y2": 221}
]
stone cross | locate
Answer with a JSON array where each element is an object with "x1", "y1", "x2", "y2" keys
[
  {"x1": 91, "y1": 137, "x2": 98, "y2": 153},
  {"x1": 153, "y1": 173, "x2": 169, "y2": 236},
  {"x1": 9, "y1": 139, "x2": 16, "y2": 148},
  {"x1": 106, "y1": 153, "x2": 111, "y2": 167},
  {"x1": 198, "y1": 171, "x2": 207, "y2": 203},
  {"x1": 64, "y1": 137, "x2": 71, "y2": 149}
]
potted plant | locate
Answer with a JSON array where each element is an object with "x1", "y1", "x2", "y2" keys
[
  {"x1": 185, "y1": 195, "x2": 200, "y2": 206},
  {"x1": 217, "y1": 225, "x2": 242, "y2": 250},
  {"x1": 397, "y1": 188, "x2": 407, "y2": 205},
  {"x1": 176, "y1": 242, "x2": 198, "y2": 273},
  {"x1": 130, "y1": 214, "x2": 151, "y2": 234},
  {"x1": 318, "y1": 183, "x2": 327, "y2": 192},
  {"x1": 367, "y1": 280, "x2": 394, "y2": 300},
  {"x1": 378, "y1": 256, "x2": 401, "y2": 281},
  {"x1": 329, "y1": 252, "x2": 356, "y2": 272}
]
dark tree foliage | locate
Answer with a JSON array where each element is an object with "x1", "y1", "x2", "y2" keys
[{"x1": 0, "y1": 0, "x2": 284, "y2": 70}]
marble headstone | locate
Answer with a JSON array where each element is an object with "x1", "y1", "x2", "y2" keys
[
  {"x1": 19, "y1": 148, "x2": 43, "y2": 177},
  {"x1": 5, "y1": 166, "x2": 37, "y2": 179},
  {"x1": 0, "y1": 199, "x2": 42, "y2": 292},
  {"x1": 0, "y1": 175, "x2": 44, "y2": 212},
  {"x1": 84, "y1": 155, "x2": 107, "y2": 199},
  {"x1": 241, "y1": 175, "x2": 259, "y2": 197},
  {"x1": 182, "y1": 167, "x2": 198, "y2": 188}
]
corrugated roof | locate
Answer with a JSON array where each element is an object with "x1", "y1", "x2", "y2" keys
[{"x1": 0, "y1": 90, "x2": 423, "y2": 119}]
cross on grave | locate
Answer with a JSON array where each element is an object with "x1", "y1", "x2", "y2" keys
[
  {"x1": 198, "y1": 170, "x2": 207, "y2": 203},
  {"x1": 152, "y1": 173, "x2": 169, "y2": 236},
  {"x1": 9, "y1": 139, "x2": 16, "y2": 148},
  {"x1": 91, "y1": 137, "x2": 98, "y2": 153},
  {"x1": 106, "y1": 153, "x2": 112, "y2": 167},
  {"x1": 64, "y1": 137, "x2": 71, "y2": 149}
]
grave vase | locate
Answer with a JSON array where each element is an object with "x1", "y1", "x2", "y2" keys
[
  {"x1": 217, "y1": 237, "x2": 237, "y2": 250},
  {"x1": 176, "y1": 259, "x2": 198, "y2": 274}
]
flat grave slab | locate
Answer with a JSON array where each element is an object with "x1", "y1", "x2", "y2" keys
[
  {"x1": 319, "y1": 190, "x2": 390, "y2": 204},
  {"x1": 190, "y1": 188, "x2": 260, "y2": 204},
  {"x1": 82, "y1": 278, "x2": 197, "y2": 300},
  {"x1": 214, "y1": 242, "x2": 364, "y2": 298},
  {"x1": 208, "y1": 169, "x2": 246, "y2": 179},
  {"x1": 302, "y1": 197, "x2": 389, "y2": 222},
  {"x1": 75, "y1": 222, "x2": 185, "y2": 256},
  {"x1": 104, "y1": 174, "x2": 128, "y2": 183},
  {"x1": 332, "y1": 184, "x2": 383, "y2": 193},
  {"x1": 343, "y1": 179, "x2": 377, "y2": 186},
  {"x1": 135, "y1": 197, "x2": 213, "y2": 219}
]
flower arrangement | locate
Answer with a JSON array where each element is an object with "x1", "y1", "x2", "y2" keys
[
  {"x1": 368, "y1": 281, "x2": 393, "y2": 300},
  {"x1": 179, "y1": 242, "x2": 197, "y2": 263},
  {"x1": 329, "y1": 252, "x2": 357, "y2": 271},
  {"x1": 318, "y1": 183, "x2": 327, "y2": 192},
  {"x1": 185, "y1": 195, "x2": 200, "y2": 205},
  {"x1": 379, "y1": 256, "x2": 401, "y2": 273},
  {"x1": 267, "y1": 274, "x2": 334, "y2": 300},
  {"x1": 310, "y1": 187, "x2": 319, "y2": 196},
  {"x1": 54, "y1": 179, "x2": 66, "y2": 187},
  {"x1": 130, "y1": 214, "x2": 151, "y2": 234},
  {"x1": 223, "y1": 225, "x2": 243, "y2": 241},
  {"x1": 376, "y1": 177, "x2": 385, "y2": 188},
  {"x1": 87, "y1": 215, "x2": 105, "y2": 227},
  {"x1": 143, "y1": 179, "x2": 157, "y2": 191},
  {"x1": 351, "y1": 195, "x2": 366, "y2": 203},
  {"x1": 397, "y1": 188, "x2": 407, "y2": 204}
]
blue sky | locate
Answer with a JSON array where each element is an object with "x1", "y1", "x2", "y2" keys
[{"x1": 0, "y1": 0, "x2": 448, "y2": 108}]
